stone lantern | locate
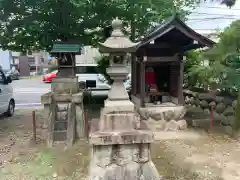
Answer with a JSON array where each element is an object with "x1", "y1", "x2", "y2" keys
[
  {"x1": 88, "y1": 18, "x2": 160, "y2": 180},
  {"x1": 98, "y1": 18, "x2": 138, "y2": 109}
]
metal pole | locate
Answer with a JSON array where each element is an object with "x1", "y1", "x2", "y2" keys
[
  {"x1": 85, "y1": 109, "x2": 89, "y2": 139},
  {"x1": 32, "y1": 110, "x2": 37, "y2": 143},
  {"x1": 210, "y1": 105, "x2": 214, "y2": 130}
]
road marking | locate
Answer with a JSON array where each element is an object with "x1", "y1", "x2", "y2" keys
[
  {"x1": 15, "y1": 106, "x2": 44, "y2": 110},
  {"x1": 13, "y1": 88, "x2": 50, "y2": 94},
  {"x1": 14, "y1": 91, "x2": 49, "y2": 94},
  {"x1": 16, "y1": 103, "x2": 42, "y2": 106}
]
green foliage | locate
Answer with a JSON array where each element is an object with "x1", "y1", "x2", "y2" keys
[
  {"x1": 188, "y1": 20, "x2": 240, "y2": 91},
  {"x1": 184, "y1": 50, "x2": 202, "y2": 87},
  {"x1": 0, "y1": 0, "x2": 199, "y2": 52},
  {"x1": 96, "y1": 56, "x2": 112, "y2": 84}
]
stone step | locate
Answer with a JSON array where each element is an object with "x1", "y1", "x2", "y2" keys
[
  {"x1": 53, "y1": 131, "x2": 67, "y2": 141},
  {"x1": 54, "y1": 121, "x2": 68, "y2": 131}
]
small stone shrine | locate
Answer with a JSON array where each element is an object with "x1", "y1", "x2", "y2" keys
[
  {"x1": 41, "y1": 42, "x2": 85, "y2": 147},
  {"x1": 88, "y1": 18, "x2": 160, "y2": 180}
]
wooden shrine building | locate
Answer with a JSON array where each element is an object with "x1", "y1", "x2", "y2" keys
[{"x1": 131, "y1": 15, "x2": 215, "y2": 107}]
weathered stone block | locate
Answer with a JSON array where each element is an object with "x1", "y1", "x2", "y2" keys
[
  {"x1": 215, "y1": 96, "x2": 224, "y2": 103},
  {"x1": 223, "y1": 98, "x2": 233, "y2": 106},
  {"x1": 223, "y1": 106, "x2": 235, "y2": 116},
  {"x1": 200, "y1": 100, "x2": 209, "y2": 109},
  {"x1": 203, "y1": 108, "x2": 210, "y2": 115},
  {"x1": 192, "y1": 119, "x2": 209, "y2": 128},
  {"x1": 116, "y1": 145, "x2": 136, "y2": 166},
  {"x1": 163, "y1": 110, "x2": 174, "y2": 121},
  {"x1": 51, "y1": 77, "x2": 79, "y2": 94},
  {"x1": 149, "y1": 111, "x2": 163, "y2": 121},
  {"x1": 224, "y1": 125, "x2": 233, "y2": 135},
  {"x1": 177, "y1": 120, "x2": 188, "y2": 130},
  {"x1": 194, "y1": 98, "x2": 200, "y2": 106},
  {"x1": 189, "y1": 97, "x2": 195, "y2": 105},
  {"x1": 100, "y1": 112, "x2": 138, "y2": 131},
  {"x1": 93, "y1": 145, "x2": 113, "y2": 168},
  {"x1": 215, "y1": 102, "x2": 226, "y2": 114},
  {"x1": 185, "y1": 107, "x2": 205, "y2": 118},
  {"x1": 198, "y1": 93, "x2": 215, "y2": 102},
  {"x1": 172, "y1": 106, "x2": 186, "y2": 120},
  {"x1": 41, "y1": 92, "x2": 51, "y2": 104},
  {"x1": 185, "y1": 96, "x2": 191, "y2": 104},
  {"x1": 165, "y1": 120, "x2": 180, "y2": 131},
  {"x1": 232, "y1": 100, "x2": 237, "y2": 109},
  {"x1": 138, "y1": 144, "x2": 150, "y2": 163},
  {"x1": 138, "y1": 108, "x2": 150, "y2": 120},
  {"x1": 226, "y1": 115, "x2": 235, "y2": 126},
  {"x1": 141, "y1": 161, "x2": 162, "y2": 180}
]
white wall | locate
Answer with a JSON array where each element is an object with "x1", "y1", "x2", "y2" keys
[
  {"x1": 0, "y1": 49, "x2": 12, "y2": 70},
  {"x1": 76, "y1": 46, "x2": 101, "y2": 65}
]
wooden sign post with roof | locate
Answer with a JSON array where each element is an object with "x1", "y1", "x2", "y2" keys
[{"x1": 41, "y1": 42, "x2": 86, "y2": 147}]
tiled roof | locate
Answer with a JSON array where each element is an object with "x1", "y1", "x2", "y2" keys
[{"x1": 51, "y1": 44, "x2": 81, "y2": 53}]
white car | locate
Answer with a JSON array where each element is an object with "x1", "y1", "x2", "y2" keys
[
  {"x1": 0, "y1": 69, "x2": 15, "y2": 116},
  {"x1": 75, "y1": 65, "x2": 131, "y2": 95}
]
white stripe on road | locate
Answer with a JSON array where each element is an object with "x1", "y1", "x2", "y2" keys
[
  {"x1": 15, "y1": 106, "x2": 44, "y2": 110},
  {"x1": 15, "y1": 103, "x2": 43, "y2": 110},
  {"x1": 16, "y1": 103, "x2": 42, "y2": 106},
  {"x1": 14, "y1": 91, "x2": 49, "y2": 94}
]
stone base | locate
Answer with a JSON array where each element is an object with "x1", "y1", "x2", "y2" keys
[
  {"x1": 104, "y1": 99, "x2": 134, "y2": 113},
  {"x1": 139, "y1": 105, "x2": 186, "y2": 121},
  {"x1": 147, "y1": 119, "x2": 188, "y2": 131},
  {"x1": 88, "y1": 144, "x2": 161, "y2": 180},
  {"x1": 138, "y1": 105, "x2": 187, "y2": 132}
]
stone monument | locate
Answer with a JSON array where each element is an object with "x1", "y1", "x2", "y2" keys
[
  {"x1": 41, "y1": 43, "x2": 85, "y2": 147},
  {"x1": 88, "y1": 18, "x2": 161, "y2": 180}
]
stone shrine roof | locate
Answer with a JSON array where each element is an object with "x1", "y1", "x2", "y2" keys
[{"x1": 138, "y1": 15, "x2": 215, "y2": 49}]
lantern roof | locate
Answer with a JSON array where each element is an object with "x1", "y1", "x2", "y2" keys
[{"x1": 99, "y1": 18, "x2": 139, "y2": 53}]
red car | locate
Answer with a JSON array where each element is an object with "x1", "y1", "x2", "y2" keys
[{"x1": 42, "y1": 70, "x2": 57, "y2": 83}]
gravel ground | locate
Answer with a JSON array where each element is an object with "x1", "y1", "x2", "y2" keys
[{"x1": 0, "y1": 109, "x2": 239, "y2": 180}]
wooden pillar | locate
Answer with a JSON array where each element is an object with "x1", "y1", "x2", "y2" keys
[
  {"x1": 131, "y1": 55, "x2": 136, "y2": 95},
  {"x1": 178, "y1": 59, "x2": 184, "y2": 105},
  {"x1": 140, "y1": 57, "x2": 145, "y2": 107}
]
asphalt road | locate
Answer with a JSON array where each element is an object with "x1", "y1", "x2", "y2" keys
[
  {"x1": 12, "y1": 79, "x2": 108, "y2": 110},
  {"x1": 12, "y1": 79, "x2": 51, "y2": 109}
]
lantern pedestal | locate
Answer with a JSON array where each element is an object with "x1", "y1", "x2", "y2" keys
[{"x1": 88, "y1": 18, "x2": 161, "y2": 180}]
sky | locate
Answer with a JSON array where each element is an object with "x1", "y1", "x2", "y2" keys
[{"x1": 187, "y1": 0, "x2": 240, "y2": 34}]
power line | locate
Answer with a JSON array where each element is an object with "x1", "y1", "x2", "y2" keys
[
  {"x1": 189, "y1": 12, "x2": 240, "y2": 16},
  {"x1": 188, "y1": 17, "x2": 240, "y2": 22},
  {"x1": 199, "y1": 6, "x2": 240, "y2": 11}
]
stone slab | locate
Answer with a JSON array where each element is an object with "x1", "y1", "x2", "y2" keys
[
  {"x1": 99, "y1": 112, "x2": 140, "y2": 131},
  {"x1": 41, "y1": 92, "x2": 51, "y2": 104},
  {"x1": 41, "y1": 92, "x2": 83, "y2": 104},
  {"x1": 89, "y1": 130, "x2": 154, "y2": 145},
  {"x1": 104, "y1": 99, "x2": 134, "y2": 113},
  {"x1": 53, "y1": 93, "x2": 83, "y2": 103},
  {"x1": 51, "y1": 77, "x2": 80, "y2": 94}
]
